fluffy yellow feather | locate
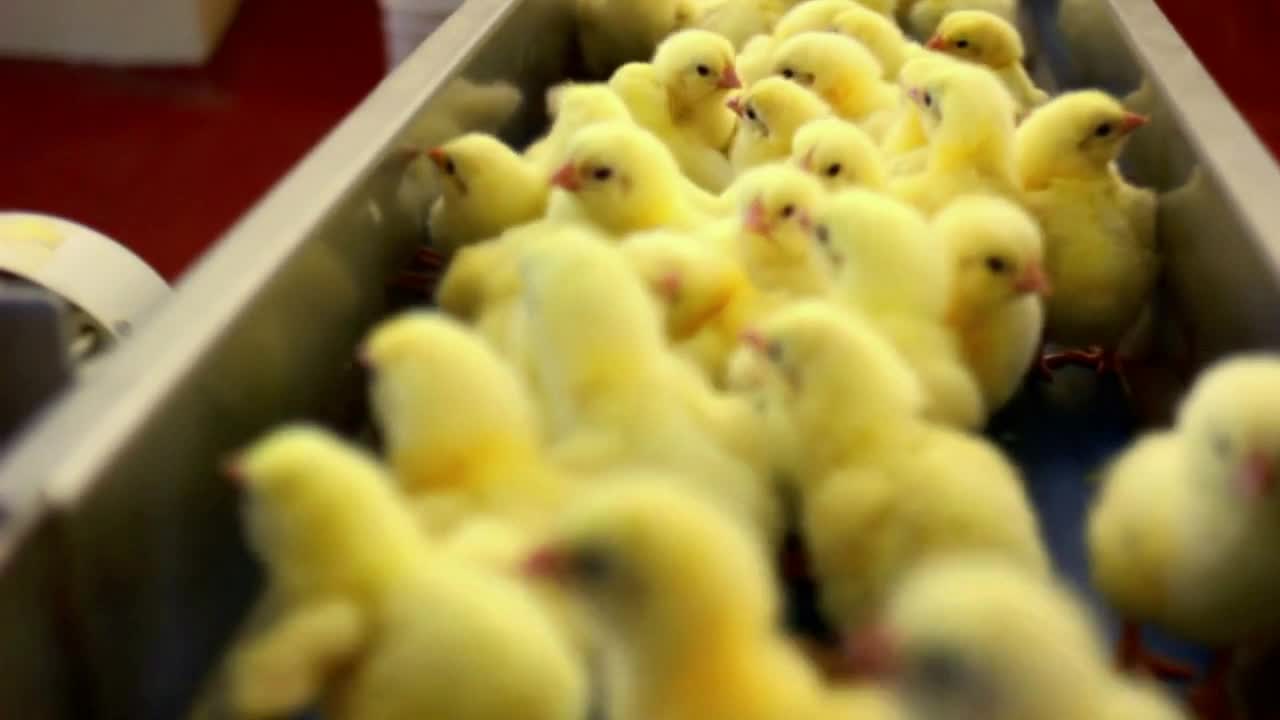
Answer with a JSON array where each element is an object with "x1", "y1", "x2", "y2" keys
[
  {"x1": 927, "y1": 10, "x2": 1048, "y2": 114},
  {"x1": 228, "y1": 426, "x2": 586, "y2": 720},
  {"x1": 525, "y1": 82, "x2": 633, "y2": 174},
  {"x1": 575, "y1": 0, "x2": 690, "y2": 78},
  {"x1": 935, "y1": 195, "x2": 1048, "y2": 413},
  {"x1": 770, "y1": 32, "x2": 899, "y2": 132},
  {"x1": 692, "y1": 0, "x2": 798, "y2": 49},
  {"x1": 425, "y1": 133, "x2": 548, "y2": 252},
  {"x1": 792, "y1": 117, "x2": 888, "y2": 192},
  {"x1": 814, "y1": 189, "x2": 985, "y2": 429},
  {"x1": 730, "y1": 77, "x2": 833, "y2": 171},
  {"x1": 832, "y1": 5, "x2": 921, "y2": 81},
  {"x1": 739, "y1": 303, "x2": 1047, "y2": 633},
  {"x1": 906, "y1": 0, "x2": 1018, "y2": 40},
  {"x1": 1015, "y1": 90, "x2": 1158, "y2": 357}
]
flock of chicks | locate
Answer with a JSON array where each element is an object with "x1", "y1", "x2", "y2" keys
[{"x1": 222, "y1": 1, "x2": 1280, "y2": 719}]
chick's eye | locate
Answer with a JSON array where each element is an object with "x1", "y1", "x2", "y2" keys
[
  {"x1": 955, "y1": 39, "x2": 969, "y2": 49},
  {"x1": 444, "y1": 159, "x2": 456, "y2": 175},
  {"x1": 923, "y1": 92, "x2": 934, "y2": 108},
  {"x1": 575, "y1": 548, "x2": 613, "y2": 583},
  {"x1": 696, "y1": 64, "x2": 710, "y2": 77},
  {"x1": 985, "y1": 256, "x2": 1007, "y2": 273},
  {"x1": 593, "y1": 167, "x2": 614, "y2": 181},
  {"x1": 781, "y1": 68, "x2": 795, "y2": 79},
  {"x1": 766, "y1": 340, "x2": 785, "y2": 362},
  {"x1": 826, "y1": 163, "x2": 842, "y2": 177},
  {"x1": 1095, "y1": 123, "x2": 1113, "y2": 137},
  {"x1": 815, "y1": 224, "x2": 831, "y2": 245},
  {"x1": 745, "y1": 106, "x2": 758, "y2": 121},
  {"x1": 909, "y1": 651, "x2": 972, "y2": 695},
  {"x1": 781, "y1": 204, "x2": 796, "y2": 218}
]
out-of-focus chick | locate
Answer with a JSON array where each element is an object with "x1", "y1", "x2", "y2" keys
[
  {"x1": 935, "y1": 196, "x2": 1048, "y2": 413},
  {"x1": 576, "y1": 0, "x2": 690, "y2": 78},
  {"x1": 525, "y1": 82, "x2": 632, "y2": 175},
  {"x1": 526, "y1": 482, "x2": 887, "y2": 720},
  {"x1": 891, "y1": 59, "x2": 1020, "y2": 215},
  {"x1": 734, "y1": 0, "x2": 860, "y2": 86},
  {"x1": 719, "y1": 164, "x2": 834, "y2": 299},
  {"x1": 771, "y1": 32, "x2": 899, "y2": 132},
  {"x1": 730, "y1": 77, "x2": 833, "y2": 171},
  {"x1": 906, "y1": 0, "x2": 1018, "y2": 41},
  {"x1": 362, "y1": 312, "x2": 569, "y2": 536},
  {"x1": 860, "y1": 556, "x2": 1153, "y2": 720},
  {"x1": 1104, "y1": 679, "x2": 1191, "y2": 720},
  {"x1": 426, "y1": 134, "x2": 548, "y2": 253},
  {"x1": 832, "y1": 5, "x2": 920, "y2": 81},
  {"x1": 792, "y1": 117, "x2": 888, "y2": 192},
  {"x1": 610, "y1": 30, "x2": 741, "y2": 191},
  {"x1": 814, "y1": 190, "x2": 985, "y2": 429},
  {"x1": 692, "y1": 0, "x2": 797, "y2": 49},
  {"x1": 1089, "y1": 356, "x2": 1280, "y2": 657},
  {"x1": 740, "y1": 304, "x2": 1046, "y2": 632},
  {"x1": 927, "y1": 10, "x2": 1048, "y2": 114},
  {"x1": 518, "y1": 231, "x2": 781, "y2": 544},
  {"x1": 1015, "y1": 91, "x2": 1157, "y2": 370},
  {"x1": 229, "y1": 426, "x2": 586, "y2": 720},
  {"x1": 878, "y1": 54, "x2": 957, "y2": 172},
  {"x1": 855, "y1": 0, "x2": 899, "y2": 16},
  {"x1": 549, "y1": 122, "x2": 713, "y2": 235}
]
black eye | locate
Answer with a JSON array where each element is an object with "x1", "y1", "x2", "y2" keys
[
  {"x1": 593, "y1": 167, "x2": 613, "y2": 181},
  {"x1": 745, "y1": 106, "x2": 758, "y2": 121},
  {"x1": 909, "y1": 650, "x2": 973, "y2": 695},
  {"x1": 766, "y1": 340, "x2": 785, "y2": 362},
  {"x1": 696, "y1": 64, "x2": 710, "y2": 77},
  {"x1": 955, "y1": 39, "x2": 969, "y2": 48},
  {"x1": 985, "y1": 256, "x2": 1007, "y2": 273},
  {"x1": 923, "y1": 92, "x2": 934, "y2": 108},
  {"x1": 781, "y1": 68, "x2": 795, "y2": 79},
  {"x1": 781, "y1": 204, "x2": 796, "y2": 218},
  {"x1": 826, "y1": 163, "x2": 842, "y2": 177},
  {"x1": 575, "y1": 548, "x2": 613, "y2": 583},
  {"x1": 1095, "y1": 123, "x2": 1113, "y2": 137},
  {"x1": 444, "y1": 159, "x2": 456, "y2": 175},
  {"x1": 815, "y1": 224, "x2": 831, "y2": 245}
]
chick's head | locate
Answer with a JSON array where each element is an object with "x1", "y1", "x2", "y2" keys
[
  {"x1": 1178, "y1": 356, "x2": 1280, "y2": 506},
  {"x1": 934, "y1": 196, "x2": 1048, "y2": 312},
  {"x1": 773, "y1": 0, "x2": 859, "y2": 41},
  {"x1": 654, "y1": 29, "x2": 742, "y2": 105},
  {"x1": 1015, "y1": 91, "x2": 1149, "y2": 188},
  {"x1": 551, "y1": 123, "x2": 684, "y2": 234},
  {"x1": 621, "y1": 230, "x2": 749, "y2": 340},
  {"x1": 525, "y1": 481, "x2": 778, "y2": 645},
  {"x1": 927, "y1": 10, "x2": 1025, "y2": 68},
  {"x1": 863, "y1": 557, "x2": 1112, "y2": 720},
  {"x1": 733, "y1": 77, "x2": 832, "y2": 145},
  {"x1": 546, "y1": 82, "x2": 632, "y2": 129},
  {"x1": 732, "y1": 164, "x2": 826, "y2": 257},
  {"x1": 772, "y1": 32, "x2": 885, "y2": 112},
  {"x1": 793, "y1": 117, "x2": 887, "y2": 190},
  {"x1": 901, "y1": 59, "x2": 1016, "y2": 161},
  {"x1": 429, "y1": 133, "x2": 531, "y2": 204},
  {"x1": 813, "y1": 189, "x2": 949, "y2": 317}
]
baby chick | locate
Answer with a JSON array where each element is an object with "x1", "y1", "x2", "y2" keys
[
  {"x1": 739, "y1": 303, "x2": 1047, "y2": 633},
  {"x1": 890, "y1": 58, "x2": 1021, "y2": 215},
  {"x1": 1089, "y1": 356, "x2": 1280, "y2": 703},
  {"x1": 425, "y1": 133, "x2": 549, "y2": 253},
  {"x1": 856, "y1": 556, "x2": 1186, "y2": 720},
  {"x1": 518, "y1": 231, "x2": 781, "y2": 544},
  {"x1": 832, "y1": 5, "x2": 921, "y2": 81},
  {"x1": 1015, "y1": 91, "x2": 1157, "y2": 374},
  {"x1": 609, "y1": 29, "x2": 741, "y2": 191},
  {"x1": 730, "y1": 77, "x2": 833, "y2": 171},
  {"x1": 550, "y1": 122, "x2": 713, "y2": 235},
  {"x1": 228, "y1": 426, "x2": 586, "y2": 720},
  {"x1": 692, "y1": 0, "x2": 797, "y2": 49},
  {"x1": 935, "y1": 195, "x2": 1048, "y2": 413},
  {"x1": 792, "y1": 117, "x2": 889, "y2": 192},
  {"x1": 814, "y1": 190, "x2": 985, "y2": 429},
  {"x1": 734, "y1": 0, "x2": 860, "y2": 86},
  {"x1": 906, "y1": 0, "x2": 1018, "y2": 41},
  {"x1": 927, "y1": 10, "x2": 1048, "y2": 115},
  {"x1": 526, "y1": 481, "x2": 892, "y2": 720},
  {"x1": 361, "y1": 312, "x2": 569, "y2": 536},
  {"x1": 878, "y1": 54, "x2": 957, "y2": 173},
  {"x1": 525, "y1": 82, "x2": 633, "y2": 175},
  {"x1": 770, "y1": 32, "x2": 899, "y2": 132},
  {"x1": 576, "y1": 0, "x2": 689, "y2": 78}
]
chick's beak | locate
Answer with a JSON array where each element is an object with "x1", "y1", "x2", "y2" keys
[
  {"x1": 1014, "y1": 262, "x2": 1052, "y2": 296},
  {"x1": 844, "y1": 623, "x2": 901, "y2": 680},
  {"x1": 523, "y1": 546, "x2": 572, "y2": 580},
  {"x1": 1120, "y1": 112, "x2": 1149, "y2": 134},
  {"x1": 727, "y1": 95, "x2": 744, "y2": 116},
  {"x1": 658, "y1": 270, "x2": 683, "y2": 301},
  {"x1": 1238, "y1": 452, "x2": 1275, "y2": 500},
  {"x1": 223, "y1": 454, "x2": 246, "y2": 487},
  {"x1": 426, "y1": 147, "x2": 449, "y2": 169},
  {"x1": 550, "y1": 163, "x2": 582, "y2": 191},
  {"x1": 740, "y1": 328, "x2": 769, "y2": 353},
  {"x1": 743, "y1": 198, "x2": 772, "y2": 236},
  {"x1": 718, "y1": 64, "x2": 743, "y2": 90},
  {"x1": 926, "y1": 34, "x2": 946, "y2": 50}
]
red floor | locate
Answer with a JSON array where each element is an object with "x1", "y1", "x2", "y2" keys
[{"x1": 0, "y1": 0, "x2": 1276, "y2": 281}]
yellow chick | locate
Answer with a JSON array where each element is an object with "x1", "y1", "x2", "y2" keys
[
  {"x1": 927, "y1": 10, "x2": 1048, "y2": 115},
  {"x1": 729, "y1": 76, "x2": 833, "y2": 171},
  {"x1": 518, "y1": 231, "x2": 781, "y2": 544},
  {"x1": 425, "y1": 133, "x2": 548, "y2": 253},
  {"x1": 735, "y1": 0, "x2": 857, "y2": 88},
  {"x1": 770, "y1": 32, "x2": 899, "y2": 132},
  {"x1": 792, "y1": 117, "x2": 888, "y2": 192},
  {"x1": 525, "y1": 481, "x2": 887, "y2": 720},
  {"x1": 814, "y1": 190, "x2": 985, "y2": 429},
  {"x1": 609, "y1": 29, "x2": 741, "y2": 191},
  {"x1": 718, "y1": 164, "x2": 834, "y2": 299},
  {"x1": 1105, "y1": 679, "x2": 1192, "y2": 720},
  {"x1": 739, "y1": 303, "x2": 1047, "y2": 633},
  {"x1": 906, "y1": 0, "x2": 1018, "y2": 41},
  {"x1": 1015, "y1": 90, "x2": 1157, "y2": 373},
  {"x1": 576, "y1": 0, "x2": 689, "y2": 78},
  {"x1": 856, "y1": 556, "x2": 1176, "y2": 720},
  {"x1": 890, "y1": 58, "x2": 1021, "y2": 215},
  {"x1": 525, "y1": 82, "x2": 633, "y2": 175},
  {"x1": 549, "y1": 122, "x2": 713, "y2": 235},
  {"x1": 1089, "y1": 356, "x2": 1280, "y2": 669},
  {"x1": 361, "y1": 312, "x2": 569, "y2": 536},
  {"x1": 228, "y1": 426, "x2": 587, "y2": 720},
  {"x1": 832, "y1": 5, "x2": 921, "y2": 81},
  {"x1": 878, "y1": 54, "x2": 958, "y2": 173},
  {"x1": 855, "y1": 0, "x2": 899, "y2": 16},
  {"x1": 934, "y1": 196, "x2": 1048, "y2": 413},
  {"x1": 692, "y1": 0, "x2": 798, "y2": 49}
]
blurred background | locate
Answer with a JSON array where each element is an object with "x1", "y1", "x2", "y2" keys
[{"x1": 0, "y1": 0, "x2": 1276, "y2": 283}]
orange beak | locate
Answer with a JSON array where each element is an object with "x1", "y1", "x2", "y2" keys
[
  {"x1": 657, "y1": 270, "x2": 683, "y2": 301},
  {"x1": 743, "y1": 197, "x2": 771, "y2": 235},
  {"x1": 740, "y1": 328, "x2": 769, "y2": 353},
  {"x1": 844, "y1": 623, "x2": 901, "y2": 679},
  {"x1": 523, "y1": 546, "x2": 572, "y2": 579},
  {"x1": 926, "y1": 34, "x2": 946, "y2": 50},
  {"x1": 550, "y1": 162, "x2": 582, "y2": 191},
  {"x1": 1238, "y1": 451, "x2": 1275, "y2": 500},
  {"x1": 718, "y1": 64, "x2": 743, "y2": 90},
  {"x1": 1014, "y1": 262, "x2": 1052, "y2": 296},
  {"x1": 426, "y1": 147, "x2": 449, "y2": 169},
  {"x1": 727, "y1": 96, "x2": 744, "y2": 116},
  {"x1": 1120, "y1": 112, "x2": 1149, "y2": 134}
]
